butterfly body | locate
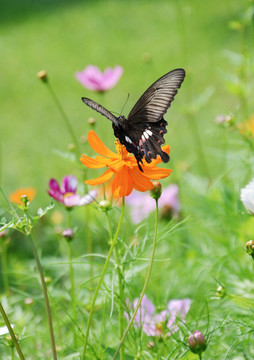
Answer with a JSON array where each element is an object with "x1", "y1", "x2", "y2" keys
[{"x1": 82, "y1": 68, "x2": 185, "y2": 171}]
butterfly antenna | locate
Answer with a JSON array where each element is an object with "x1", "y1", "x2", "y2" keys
[{"x1": 120, "y1": 93, "x2": 130, "y2": 115}]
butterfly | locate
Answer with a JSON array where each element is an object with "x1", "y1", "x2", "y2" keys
[{"x1": 82, "y1": 68, "x2": 185, "y2": 171}]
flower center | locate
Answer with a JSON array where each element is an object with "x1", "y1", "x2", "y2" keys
[
  {"x1": 155, "y1": 322, "x2": 164, "y2": 335},
  {"x1": 115, "y1": 139, "x2": 129, "y2": 160},
  {"x1": 63, "y1": 192, "x2": 74, "y2": 198}
]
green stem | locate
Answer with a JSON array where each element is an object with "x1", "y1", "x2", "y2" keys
[
  {"x1": 0, "y1": 302, "x2": 25, "y2": 360},
  {"x1": 46, "y1": 81, "x2": 81, "y2": 160},
  {"x1": 112, "y1": 199, "x2": 159, "y2": 359},
  {"x1": 199, "y1": 354, "x2": 202, "y2": 360},
  {"x1": 86, "y1": 205, "x2": 94, "y2": 301},
  {"x1": 27, "y1": 234, "x2": 57, "y2": 360},
  {"x1": 67, "y1": 241, "x2": 77, "y2": 347},
  {"x1": 0, "y1": 186, "x2": 20, "y2": 221},
  {"x1": 81, "y1": 197, "x2": 125, "y2": 359},
  {"x1": 106, "y1": 211, "x2": 125, "y2": 360},
  {"x1": 1, "y1": 241, "x2": 9, "y2": 294},
  {"x1": 66, "y1": 210, "x2": 77, "y2": 347}
]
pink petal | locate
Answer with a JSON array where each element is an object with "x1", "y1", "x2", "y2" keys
[
  {"x1": 158, "y1": 184, "x2": 180, "y2": 212},
  {"x1": 76, "y1": 65, "x2": 123, "y2": 91},
  {"x1": 79, "y1": 190, "x2": 97, "y2": 205},
  {"x1": 101, "y1": 66, "x2": 123, "y2": 90},
  {"x1": 61, "y1": 175, "x2": 78, "y2": 194},
  {"x1": 63, "y1": 194, "x2": 81, "y2": 207}
]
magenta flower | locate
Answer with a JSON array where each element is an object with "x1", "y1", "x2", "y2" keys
[
  {"x1": 48, "y1": 175, "x2": 96, "y2": 208},
  {"x1": 125, "y1": 295, "x2": 191, "y2": 337},
  {"x1": 75, "y1": 65, "x2": 123, "y2": 92},
  {"x1": 126, "y1": 184, "x2": 180, "y2": 224}
]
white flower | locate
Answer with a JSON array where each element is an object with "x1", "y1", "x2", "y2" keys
[
  {"x1": 241, "y1": 179, "x2": 254, "y2": 214},
  {"x1": 0, "y1": 324, "x2": 14, "y2": 336}
]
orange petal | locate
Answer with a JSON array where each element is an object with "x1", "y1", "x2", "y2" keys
[
  {"x1": 112, "y1": 166, "x2": 133, "y2": 197},
  {"x1": 80, "y1": 154, "x2": 109, "y2": 168},
  {"x1": 85, "y1": 168, "x2": 114, "y2": 185},
  {"x1": 10, "y1": 187, "x2": 36, "y2": 205},
  {"x1": 88, "y1": 130, "x2": 118, "y2": 158},
  {"x1": 143, "y1": 167, "x2": 172, "y2": 180},
  {"x1": 130, "y1": 167, "x2": 154, "y2": 192}
]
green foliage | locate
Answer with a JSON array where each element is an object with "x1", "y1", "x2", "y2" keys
[{"x1": 1, "y1": 0, "x2": 254, "y2": 359}]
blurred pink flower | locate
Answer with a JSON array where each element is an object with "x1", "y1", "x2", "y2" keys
[
  {"x1": 125, "y1": 295, "x2": 191, "y2": 337},
  {"x1": 75, "y1": 65, "x2": 123, "y2": 92},
  {"x1": 48, "y1": 175, "x2": 96, "y2": 208},
  {"x1": 126, "y1": 184, "x2": 180, "y2": 224}
]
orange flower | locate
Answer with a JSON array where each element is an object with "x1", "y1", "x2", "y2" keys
[
  {"x1": 80, "y1": 131, "x2": 172, "y2": 198},
  {"x1": 238, "y1": 114, "x2": 254, "y2": 138},
  {"x1": 9, "y1": 188, "x2": 36, "y2": 205}
]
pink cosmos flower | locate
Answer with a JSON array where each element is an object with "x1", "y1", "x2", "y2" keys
[
  {"x1": 48, "y1": 175, "x2": 96, "y2": 208},
  {"x1": 75, "y1": 65, "x2": 123, "y2": 92},
  {"x1": 125, "y1": 295, "x2": 191, "y2": 337},
  {"x1": 126, "y1": 184, "x2": 180, "y2": 224}
]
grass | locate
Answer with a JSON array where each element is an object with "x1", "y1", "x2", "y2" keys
[{"x1": 1, "y1": 0, "x2": 254, "y2": 359}]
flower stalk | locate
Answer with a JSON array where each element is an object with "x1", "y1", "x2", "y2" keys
[
  {"x1": 0, "y1": 302, "x2": 25, "y2": 360},
  {"x1": 39, "y1": 74, "x2": 81, "y2": 160},
  {"x1": 105, "y1": 209, "x2": 125, "y2": 360},
  {"x1": 81, "y1": 197, "x2": 125, "y2": 359},
  {"x1": 113, "y1": 198, "x2": 159, "y2": 359},
  {"x1": 27, "y1": 234, "x2": 58, "y2": 360}
]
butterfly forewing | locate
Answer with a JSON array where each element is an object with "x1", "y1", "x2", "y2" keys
[
  {"x1": 127, "y1": 68, "x2": 185, "y2": 123},
  {"x1": 82, "y1": 97, "x2": 118, "y2": 125}
]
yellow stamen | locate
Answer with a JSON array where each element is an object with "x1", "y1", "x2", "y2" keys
[
  {"x1": 115, "y1": 139, "x2": 128, "y2": 160},
  {"x1": 63, "y1": 192, "x2": 74, "y2": 198}
]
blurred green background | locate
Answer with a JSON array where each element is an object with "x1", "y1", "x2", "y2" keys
[{"x1": 1, "y1": 0, "x2": 248, "y2": 207}]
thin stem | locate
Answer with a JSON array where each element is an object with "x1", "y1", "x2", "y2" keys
[
  {"x1": 0, "y1": 186, "x2": 20, "y2": 221},
  {"x1": 81, "y1": 197, "x2": 125, "y2": 359},
  {"x1": 27, "y1": 234, "x2": 57, "y2": 360},
  {"x1": 86, "y1": 205, "x2": 94, "y2": 301},
  {"x1": 0, "y1": 302, "x2": 25, "y2": 360},
  {"x1": 67, "y1": 241, "x2": 77, "y2": 347},
  {"x1": 106, "y1": 211, "x2": 125, "y2": 360},
  {"x1": 65, "y1": 210, "x2": 77, "y2": 347},
  {"x1": 199, "y1": 354, "x2": 202, "y2": 360},
  {"x1": 113, "y1": 199, "x2": 159, "y2": 359},
  {"x1": 46, "y1": 81, "x2": 81, "y2": 160},
  {"x1": 1, "y1": 241, "x2": 9, "y2": 294}
]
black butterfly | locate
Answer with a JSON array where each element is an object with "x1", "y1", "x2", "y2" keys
[{"x1": 82, "y1": 68, "x2": 185, "y2": 171}]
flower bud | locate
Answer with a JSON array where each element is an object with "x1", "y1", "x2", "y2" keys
[
  {"x1": 147, "y1": 341, "x2": 155, "y2": 349},
  {"x1": 5, "y1": 334, "x2": 19, "y2": 348},
  {"x1": 0, "y1": 230, "x2": 7, "y2": 238},
  {"x1": 20, "y1": 194, "x2": 29, "y2": 207},
  {"x1": 188, "y1": 330, "x2": 207, "y2": 355},
  {"x1": 37, "y1": 70, "x2": 48, "y2": 82},
  {"x1": 99, "y1": 200, "x2": 112, "y2": 212},
  {"x1": 24, "y1": 297, "x2": 34, "y2": 305},
  {"x1": 246, "y1": 240, "x2": 254, "y2": 258},
  {"x1": 62, "y1": 228, "x2": 74, "y2": 241},
  {"x1": 215, "y1": 114, "x2": 233, "y2": 126},
  {"x1": 44, "y1": 276, "x2": 52, "y2": 284},
  {"x1": 150, "y1": 181, "x2": 162, "y2": 200},
  {"x1": 88, "y1": 117, "x2": 96, "y2": 126},
  {"x1": 216, "y1": 285, "x2": 226, "y2": 299},
  {"x1": 68, "y1": 143, "x2": 75, "y2": 151}
]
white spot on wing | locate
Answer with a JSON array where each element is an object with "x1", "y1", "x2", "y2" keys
[
  {"x1": 146, "y1": 130, "x2": 153, "y2": 136},
  {"x1": 141, "y1": 135, "x2": 146, "y2": 142},
  {"x1": 144, "y1": 132, "x2": 149, "y2": 139},
  {"x1": 125, "y1": 136, "x2": 132, "y2": 143}
]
